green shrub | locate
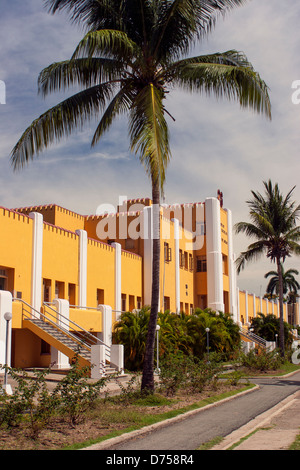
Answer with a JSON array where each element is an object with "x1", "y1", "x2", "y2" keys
[
  {"x1": 158, "y1": 354, "x2": 191, "y2": 396},
  {"x1": 239, "y1": 348, "x2": 284, "y2": 372},
  {"x1": 188, "y1": 359, "x2": 222, "y2": 393},
  {"x1": 0, "y1": 357, "x2": 109, "y2": 434},
  {"x1": 0, "y1": 366, "x2": 59, "y2": 438},
  {"x1": 54, "y1": 357, "x2": 108, "y2": 426}
]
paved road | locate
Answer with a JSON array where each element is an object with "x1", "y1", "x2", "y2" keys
[{"x1": 101, "y1": 371, "x2": 300, "y2": 451}]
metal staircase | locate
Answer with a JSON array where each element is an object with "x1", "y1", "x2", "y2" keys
[
  {"x1": 239, "y1": 326, "x2": 267, "y2": 349},
  {"x1": 15, "y1": 299, "x2": 117, "y2": 375}
]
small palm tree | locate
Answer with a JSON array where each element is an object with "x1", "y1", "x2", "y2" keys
[
  {"x1": 235, "y1": 180, "x2": 300, "y2": 356},
  {"x1": 113, "y1": 308, "x2": 150, "y2": 370},
  {"x1": 265, "y1": 265, "x2": 300, "y2": 297},
  {"x1": 11, "y1": 1, "x2": 271, "y2": 392}
]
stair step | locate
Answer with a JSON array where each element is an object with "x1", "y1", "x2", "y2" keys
[{"x1": 25, "y1": 317, "x2": 119, "y2": 375}]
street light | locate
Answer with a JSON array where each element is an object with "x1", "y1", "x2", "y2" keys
[
  {"x1": 3, "y1": 311, "x2": 12, "y2": 395},
  {"x1": 275, "y1": 333, "x2": 278, "y2": 349},
  {"x1": 205, "y1": 327, "x2": 210, "y2": 363},
  {"x1": 155, "y1": 324, "x2": 161, "y2": 375}
]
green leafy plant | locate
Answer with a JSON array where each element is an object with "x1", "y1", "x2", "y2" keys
[
  {"x1": 238, "y1": 348, "x2": 284, "y2": 372},
  {"x1": 0, "y1": 366, "x2": 59, "y2": 438},
  {"x1": 158, "y1": 354, "x2": 191, "y2": 397},
  {"x1": 54, "y1": 356, "x2": 108, "y2": 426},
  {"x1": 188, "y1": 358, "x2": 222, "y2": 393}
]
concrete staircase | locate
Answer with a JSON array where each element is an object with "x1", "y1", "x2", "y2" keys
[
  {"x1": 240, "y1": 326, "x2": 267, "y2": 349},
  {"x1": 18, "y1": 299, "x2": 119, "y2": 376}
]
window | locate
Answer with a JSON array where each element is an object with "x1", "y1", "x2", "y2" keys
[
  {"x1": 121, "y1": 294, "x2": 127, "y2": 312},
  {"x1": 164, "y1": 242, "x2": 172, "y2": 262},
  {"x1": 68, "y1": 283, "x2": 76, "y2": 305},
  {"x1": 0, "y1": 277, "x2": 6, "y2": 291},
  {"x1": 179, "y1": 249, "x2": 184, "y2": 268},
  {"x1": 41, "y1": 340, "x2": 50, "y2": 355},
  {"x1": 179, "y1": 250, "x2": 188, "y2": 269},
  {"x1": 129, "y1": 295, "x2": 135, "y2": 311},
  {"x1": 164, "y1": 296, "x2": 170, "y2": 312},
  {"x1": 97, "y1": 288, "x2": 104, "y2": 306},
  {"x1": 0, "y1": 268, "x2": 7, "y2": 291},
  {"x1": 184, "y1": 252, "x2": 188, "y2": 270},
  {"x1": 55, "y1": 281, "x2": 65, "y2": 299},
  {"x1": 189, "y1": 254, "x2": 194, "y2": 272},
  {"x1": 196, "y1": 256, "x2": 207, "y2": 272},
  {"x1": 43, "y1": 279, "x2": 52, "y2": 303}
]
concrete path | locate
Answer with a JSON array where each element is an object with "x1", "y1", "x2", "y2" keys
[
  {"x1": 212, "y1": 389, "x2": 300, "y2": 450},
  {"x1": 83, "y1": 370, "x2": 300, "y2": 451}
]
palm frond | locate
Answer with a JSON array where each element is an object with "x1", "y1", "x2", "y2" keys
[
  {"x1": 71, "y1": 29, "x2": 139, "y2": 62},
  {"x1": 234, "y1": 221, "x2": 270, "y2": 240},
  {"x1": 91, "y1": 83, "x2": 134, "y2": 146},
  {"x1": 152, "y1": 0, "x2": 247, "y2": 61},
  {"x1": 170, "y1": 50, "x2": 271, "y2": 118},
  {"x1": 11, "y1": 83, "x2": 115, "y2": 169},
  {"x1": 129, "y1": 83, "x2": 171, "y2": 189},
  {"x1": 235, "y1": 241, "x2": 266, "y2": 274},
  {"x1": 38, "y1": 58, "x2": 123, "y2": 96},
  {"x1": 45, "y1": 0, "x2": 124, "y2": 30}
]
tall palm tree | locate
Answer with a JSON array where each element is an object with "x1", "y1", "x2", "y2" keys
[
  {"x1": 235, "y1": 180, "x2": 300, "y2": 356},
  {"x1": 11, "y1": 0, "x2": 271, "y2": 392},
  {"x1": 265, "y1": 265, "x2": 300, "y2": 297}
]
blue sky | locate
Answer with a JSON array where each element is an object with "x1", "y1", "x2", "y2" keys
[{"x1": 0, "y1": 0, "x2": 300, "y2": 295}]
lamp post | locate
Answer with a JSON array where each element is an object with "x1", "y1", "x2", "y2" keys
[
  {"x1": 205, "y1": 327, "x2": 210, "y2": 363},
  {"x1": 155, "y1": 324, "x2": 160, "y2": 375},
  {"x1": 275, "y1": 333, "x2": 278, "y2": 349},
  {"x1": 3, "y1": 311, "x2": 12, "y2": 395}
]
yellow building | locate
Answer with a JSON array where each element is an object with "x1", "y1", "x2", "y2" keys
[{"x1": 0, "y1": 195, "x2": 296, "y2": 377}]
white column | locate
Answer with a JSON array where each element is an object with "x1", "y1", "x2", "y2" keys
[
  {"x1": 260, "y1": 296, "x2": 263, "y2": 314},
  {"x1": 75, "y1": 230, "x2": 87, "y2": 308},
  {"x1": 226, "y1": 209, "x2": 238, "y2": 321},
  {"x1": 29, "y1": 212, "x2": 43, "y2": 313},
  {"x1": 112, "y1": 243, "x2": 121, "y2": 319},
  {"x1": 245, "y1": 291, "x2": 249, "y2": 324},
  {"x1": 98, "y1": 305, "x2": 112, "y2": 347},
  {"x1": 51, "y1": 298, "x2": 70, "y2": 369},
  {"x1": 91, "y1": 345, "x2": 106, "y2": 378},
  {"x1": 0, "y1": 291, "x2": 12, "y2": 367},
  {"x1": 205, "y1": 198, "x2": 224, "y2": 312},
  {"x1": 111, "y1": 345, "x2": 124, "y2": 373},
  {"x1": 172, "y1": 218, "x2": 180, "y2": 314},
  {"x1": 236, "y1": 287, "x2": 241, "y2": 324},
  {"x1": 253, "y1": 294, "x2": 256, "y2": 317}
]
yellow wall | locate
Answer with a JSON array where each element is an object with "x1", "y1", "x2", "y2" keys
[
  {"x1": 121, "y1": 250, "x2": 143, "y2": 313},
  {"x1": 42, "y1": 224, "x2": 79, "y2": 303},
  {"x1": 237, "y1": 290, "x2": 289, "y2": 325},
  {"x1": 15, "y1": 204, "x2": 85, "y2": 233},
  {"x1": 0, "y1": 208, "x2": 32, "y2": 302},
  {"x1": 86, "y1": 239, "x2": 116, "y2": 309}
]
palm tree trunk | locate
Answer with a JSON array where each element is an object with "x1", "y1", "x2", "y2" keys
[
  {"x1": 277, "y1": 258, "x2": 285, "y2": 357},
  {"x1": 141, "y1": 177, "x2": 161, "y2": 393}
]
